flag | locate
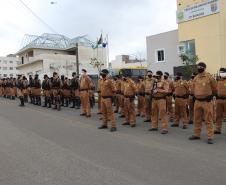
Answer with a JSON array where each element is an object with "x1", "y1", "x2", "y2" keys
[{"x1": 97, "y1": 34, "x2": 103, "y2": 45}]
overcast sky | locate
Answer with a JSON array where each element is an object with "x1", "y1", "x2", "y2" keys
[{"x1": 0, "y1": 0, "x2": 177, "y2": 60}]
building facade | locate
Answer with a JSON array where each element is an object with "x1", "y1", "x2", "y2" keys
[
  {"x1": 146, "y1": 30, "x2": 180, "y2": 75},
  {"x1": 16, "y1": 33, "x2": 107, "y2": 78},
  {"x1": 177, "y1": 0, "x2": 226, "y2": 74},
  {"x1": 0, "y1": 56, "x2": 19, "y2": 78}
]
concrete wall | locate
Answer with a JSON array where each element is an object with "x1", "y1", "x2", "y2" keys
[
  {"x1": 146, "y1": 30, "x2": 181, "y2": 75},
  {"x1": 177, "y1": 0, "x2": 226, "y2": 74}
]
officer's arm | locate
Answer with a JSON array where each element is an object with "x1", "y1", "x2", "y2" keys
[{"x1": 210, "y1": 77, "x2": 217, "y2": 95}]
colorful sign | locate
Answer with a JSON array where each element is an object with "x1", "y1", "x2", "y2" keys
[{"x1": 177, "y1": 0, "x2": 220, "y2": 23}]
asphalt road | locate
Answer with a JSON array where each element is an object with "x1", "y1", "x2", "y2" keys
[{"x1": 0, "y1": 98, "x2": 225, "y2": 185}]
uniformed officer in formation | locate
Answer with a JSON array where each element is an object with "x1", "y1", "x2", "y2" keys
[
  {"x1": 79, "y1": 69, "x2": 92, "y2": 117},
  {"x1": 189, "y1": 62, "x2": 217, "y2": 144},
  {"x1": 149, "y1": 71, "x2": 169, "y2": 134},
  {"x1": 122, "y1": 73, "x2": 137, "y2": 127},
  {"x1": 214, "y1": 68, "x2": 226, "y2": 134},
  {"x1": 136, "y1": 76, "x2": 145, "y2": 117},
  {"x1": 42, "y1": 74, "x2": 51, "y2": 108},
  {"x1": 172, "y1": 72, "x2": 189, "y2": 129},
  {"x1": 98, "y1": 69, "x2": 117, "y2": 132}
]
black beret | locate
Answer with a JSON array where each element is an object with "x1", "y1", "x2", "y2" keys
[
  {"x1": 82, "y1": 69, "x2": 87, "y2": 73},
  {"x1": 197, "y1": 62, "x2": 207, "y2": 68},
  {"x1": 164, "y1": 72, "x2": 169, "y2": 76},
  {"x1": 156, "y1": 71, "x2": 163, "y2": 76},
  {"x1": 101, "y1": 69, "x2": 109, "y2": 74},
  {"x1": 219, "y1": 68, "x2": 226, "y2": 73}
]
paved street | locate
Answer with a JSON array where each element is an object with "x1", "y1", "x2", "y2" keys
[{"x1": 0, "y1": 98, "x2": 225, "y2": 185}]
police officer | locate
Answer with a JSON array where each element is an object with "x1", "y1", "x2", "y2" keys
[
  {"x1": 51, "y1": 72, "x2": 61, "y2": 110},
  {"x1": 114, "y1": 75, "x2": 122, "y2": 114},
  {"x1": 61, "y1": 75, "x2": 71, "y2": 107},
  {"x1": 28, "y1": 75, "x2": 34, "y2": 104},
  {"x1": 172, "y1": 72, "x2": 189, "y2": 129},
  {"x1": 214, "y1": 68, "x2": 226, "y2": 134},
  {"x1": 17, "y1": 75, "x2": 25, "y2": 107},
  {"x1": 188, "y1": 72, "x2": 197, "y2": 124},
  {"x1": 136, "y1": 76, "x2": 145, "y2": 117},
  {"x1": 164, "y1": 72, "x2": 174, "y2": 121},
  {"x1": 144, "y1": 70, "x2": 154, "y2": 122},
  {"x1": 122, "y1": 73, "x2": 137, "y2": 127},
  {"x1": 97, "y1": 75, "x2": 104, "y2": 114},
  {"x1": 33, "y1": 74, "x2": 41, "y2": 106},
  {"x1": 98, "y1": 69, "x2": 117, "y2": 132},
  {"x1": 149, "y1": 71, "x2": 169, "y2": 134},
  {"x1": 42, "y1": 74, "x2": 51, "y2": 108},
  {"x1": 70, "y1": 72, "x2": 80, "y2": 109},
  {"x1": 80, "y1": 69, "x2": 92, "y2": 117},
  {"x1": 189, "y1": 62, "x2": 217, "y2": 144}
]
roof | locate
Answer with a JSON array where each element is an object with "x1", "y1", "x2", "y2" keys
[{"x1": 17, "y1": 33, "x2": 96, "y2": 54}]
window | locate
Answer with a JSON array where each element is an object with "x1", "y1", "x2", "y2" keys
[
  {"x1": 0, "y1": 67, "x2": 1, "y2": 70},
  {"x1": 9, "y1": 61, "x2": 13, "y2": 63},
  {"x1": 9, "y1": 67, "x2": 13, "y2": 70},
  {"x1": 3, "y1": 60, "x2": 7, "y2": 64},
  {"x1": 3, "y1": 67, "x2": 7, "y2": 70},
  {"x1": 155, "y1": 49, "x2": 165, "y2": 62},
  {"x1": 179, "y1": 40, "x2": 196, "y2": 57},
  {"x1": 10, "y1": 74, "x2": 13, "y2": 77},
  {"x1": 3, "y1": 74, "x2": 7, "y2": 77}
]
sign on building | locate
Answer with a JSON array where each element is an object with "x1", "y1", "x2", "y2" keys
[{"x1": 177, "y1": 0, "x2": 220, "y2": 24}]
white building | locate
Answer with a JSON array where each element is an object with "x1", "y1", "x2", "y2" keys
[
  {"x1": 146, "y1": 30, "x2": 181, "y2": 76},
  {"x1": 111, "y1": 55, "x2": 147, "y2": 69},
  {"x1": 0, "y1": 56, "x2": 19, "y2": 78},
  {"x1": 16, "y1": 33, "x2": 107, "y2": 78}
]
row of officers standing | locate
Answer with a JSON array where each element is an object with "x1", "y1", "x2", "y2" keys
[
  {"x1": 97, "y1": 62, "x2": 226, "y2": 144},
  {"x1": 0, "y1": 63, "x2": 225, "y2": 144}
]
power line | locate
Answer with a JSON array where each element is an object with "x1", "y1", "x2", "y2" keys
[{"x1": 17, "y1": 0, "x2": 58, "y2": 34}]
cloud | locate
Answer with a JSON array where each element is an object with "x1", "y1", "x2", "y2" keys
[{"x1": 0, "y1": 0, "x2": 177, "y2": 60}]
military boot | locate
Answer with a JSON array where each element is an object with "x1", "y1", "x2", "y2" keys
[
  {"x1": 42, "y1": 97, "x2": 47, "y2": 107},
  {"x1": 70, "y1": 99, "x2": 75, "y2": 108}
]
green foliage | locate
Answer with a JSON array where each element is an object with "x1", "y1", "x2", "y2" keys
[{"x1": 179, "y1": 54, "x2": 199, "y2": 78}]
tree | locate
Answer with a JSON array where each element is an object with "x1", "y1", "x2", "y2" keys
[
  {"x1": 179, "y1": 54, "x2": 199, "y2": 78},
  {"x1": 90, "y1": 57, "x2": 105, "y2": 73}
]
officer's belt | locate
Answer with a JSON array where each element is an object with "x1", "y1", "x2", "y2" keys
[
  {"x1": 216, "y1": 96, "x2": 226, "y2": 100},
  {"x1": 124, "y1": 95, "x2": 135, "y2": 99},
  {"x1": 102, "y1": 96, "x2": 113, "y2": 99},
  {"x1": 138, "y1": 92, "x2": 145, "y2": 96},
  {"x1": 145, "y1": 92, "x2": 151, "y2": 95},
  {"x1": 153, "y1": 96, "x2": 166, "y2": 100},
  {"x1": 195, "y1": 96, "x2": 212, "y2": 102},
  {"x1": 166, "y1": 93, "x2": 173, "y2": 97},
  {"x1": 176, "y1": 95, "x2": 189, "y2": 99},
  {"x1": 80, "y1": 89, "x2": 89, "y2": 91}
]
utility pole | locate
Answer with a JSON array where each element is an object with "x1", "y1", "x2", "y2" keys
[{"x1": 76, "y1": 43, "x2": 79, "y2": 75}]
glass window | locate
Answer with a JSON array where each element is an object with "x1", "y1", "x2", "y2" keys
[
  {"x1": 3, "y1": 74, "x2": 7, "y2": 77},
  {"x1": 3, "y1": 67, "x2": 7, "y2": 70},
  {"x1": 9, "y1": 61, "x2": 13, "y2": 63},
  {"x1": 155, "y1": 49, "x2": 165, "y2": 62},
  {"x1": 10, "y1": 74, "x2": 13, "y2": 77},
  {"x1": 179, "y1": 40, "x2": 196, "y2": 57},
  {"x1": 9, "y1": 67, "x2": 13, "y2": 70}
]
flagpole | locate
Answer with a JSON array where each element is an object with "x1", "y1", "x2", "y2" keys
[{"x1": 106, "y1": 34, "x2": 110, "y2": 69}]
